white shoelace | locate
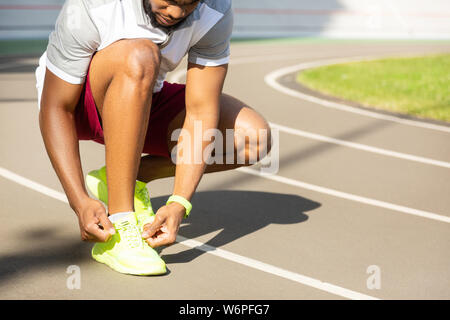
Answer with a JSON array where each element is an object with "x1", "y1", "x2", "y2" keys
[{"x1": 117, "y1": 221, "x2": 142, "y2": 249}]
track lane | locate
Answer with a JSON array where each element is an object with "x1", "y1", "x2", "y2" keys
[{"x1": 1, "y1": 40, "x2": 449, "y2": 299}]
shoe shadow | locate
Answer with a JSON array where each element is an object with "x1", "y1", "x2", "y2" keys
[
  {"x1": 0, "y1": 191, "x2": 319, "y2": 284},
  {"x1": 151, "y1": 190, "x2": 321, "y2": 264},
  {"x1": 0, "y1": 236, "x2": 92, "y2": 286}
]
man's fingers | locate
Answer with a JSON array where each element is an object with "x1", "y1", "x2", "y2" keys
[
  {"x1": 86, "y1": 223, "x2": 112, "y2": 243},
  {"x1": 98, "y1": 212, "x2": 115, "y2": 236},
  {"x1": 80, "y1": 231, "x2": 96, "y2": 242},
  {"x1": 146, "y1": 232, "x2": 176, "y2": 248},
  {"x1": 142, "y1": 215, "x2": 163, "y2": 239}
]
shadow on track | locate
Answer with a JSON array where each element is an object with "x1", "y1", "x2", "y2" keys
[
  {"x1": 0, "y1": 190, "x2": 319, "y2": 283},
  {"x1": 0, "y1": 237, "x2": 90, "y2": 285},
  {"x1": 153, "y1": 190, "x2": 320, "y2": 264}
]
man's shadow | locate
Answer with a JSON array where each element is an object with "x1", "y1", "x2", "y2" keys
[
  {"x1": 151, "y1": 190, "x2": 321, "y2": 264},
  {"x1": 0, "y1": 190, "x2": 319, "y2": 283}
]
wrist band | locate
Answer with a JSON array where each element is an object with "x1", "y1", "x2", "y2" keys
[{"x1": 167, "y1": 195, "x2": 192, "y2": 218}]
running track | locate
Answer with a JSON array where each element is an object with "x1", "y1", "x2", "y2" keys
[{"x1": 0, "y1": 40, "x2": 449, "y2": 299}]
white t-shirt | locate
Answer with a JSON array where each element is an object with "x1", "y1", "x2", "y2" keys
[{"x1": 35, "y1": 0, "x2": 233, "y2": 108}]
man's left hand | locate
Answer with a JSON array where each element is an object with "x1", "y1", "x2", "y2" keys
[{"x1": 141, "y1": 202, "x2": 185, "y2": 248}]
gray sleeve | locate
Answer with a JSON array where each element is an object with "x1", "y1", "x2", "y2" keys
[
  {"x1": 46, "y1": 0, "x2": 100, "y2": 84},
  {"x1": 188, "y1": 8, "x2": 233, "y2": 66}
]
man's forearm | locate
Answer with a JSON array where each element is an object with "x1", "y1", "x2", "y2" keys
[
  {"x1": 172, "y1": 110, "x2": 219, "y2": 201},
  {"x1": 39, "y1": 107, "x2": 89, "y2": 211},
  {"x1": 172, "y1": 63, "x2": 227, "y2": 203}
]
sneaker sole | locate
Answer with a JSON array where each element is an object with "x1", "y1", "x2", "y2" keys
[{"x1": 92, "y1": 250, "x2": 167, "y2": 276}]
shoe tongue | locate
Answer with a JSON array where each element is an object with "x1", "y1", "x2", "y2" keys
[
  {"x1": 114, "y1": 212, "x2": 138, "y2": 227},
  {"x1": 114, "y1": 213, "x2": 143, "y2": 248}
]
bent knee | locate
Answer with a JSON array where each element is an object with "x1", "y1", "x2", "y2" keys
[
  {"x1": 255, "y1": 119, "x2": 272, "y2": 158},
  {"x1": 121, "y1": 39, "x2": 161, "y2": 82},
  {"x1": 235, "y1": 108, "x2": 272, "y2": 160}
]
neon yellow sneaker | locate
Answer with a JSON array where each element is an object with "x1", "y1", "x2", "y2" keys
[
  {"x1": 91, "y1": 212, "x2": 166, "y2": 275},
  {"x1": 86, "y1": 166, "x2": 154, "y2": 215},
  {"x1": 86, "y1": 166, "x2": 156, "y2": 243}
]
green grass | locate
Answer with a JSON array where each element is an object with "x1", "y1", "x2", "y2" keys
[
  {"x1": 297, "y1": 54, "x2": 450, "y2": 122},
  {"x1": 0, "y1": 39, "x2": 48, "y2": 56}
]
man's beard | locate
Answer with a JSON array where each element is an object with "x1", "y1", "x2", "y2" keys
[{"x1": 143, "y1": 0, "x2": 180, "y2": 31}]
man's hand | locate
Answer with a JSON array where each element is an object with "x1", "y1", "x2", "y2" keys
[
  {"x1": 75, "y1": 198, "x2": 115, "y2": 242},
  {"x1": 142, "y1": 202, "x2": 185, "y2": 248}
]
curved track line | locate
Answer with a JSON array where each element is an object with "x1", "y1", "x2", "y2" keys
[
  {"x1": 0, "y1": 167, "x2": 378, "y2": 300},
  {"x1": 171, "y1": 54, "x2": 450, "y2": 167},
  {"x1": 169, "y1": 52, "x2": 310, "y2": 83},
  {"x1": 264, "y1": 56, "x2": 450, "y2": 133},
  {"x1": 170, "y1": 53, "x2": 450, "y2": 223}
]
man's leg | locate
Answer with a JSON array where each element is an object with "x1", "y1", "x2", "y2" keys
[
  {"x1": 137, "y1": 93, "x2": 272, "y2": 183},
  {"x1": 88, "y1": 39, "x2": 161, "y2": 214}
]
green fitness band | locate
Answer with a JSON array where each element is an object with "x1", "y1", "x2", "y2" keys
[{"x1": 167, "y1": 195, "x2": 192, "y2": 218}]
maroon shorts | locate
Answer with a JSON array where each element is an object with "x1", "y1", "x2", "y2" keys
[{"x1": 74, "y1": 69, "x2": 186, "y2": 158}]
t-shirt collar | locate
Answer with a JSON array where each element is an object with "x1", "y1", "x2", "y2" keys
[{"x1": 133, "y1": 0, "x2": 152, "y2": 27}]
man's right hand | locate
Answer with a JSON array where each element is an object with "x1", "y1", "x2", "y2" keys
[{"x1": 75, "y1": 198, "x2": 115, "y2": 242}]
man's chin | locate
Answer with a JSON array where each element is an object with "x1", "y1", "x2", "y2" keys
[
  {"x1": 143, "y1": 1, "x2": 184, "y2": 30},
  {"x1": 154, "y1": 15, "x2": 184, "y2": 29}
]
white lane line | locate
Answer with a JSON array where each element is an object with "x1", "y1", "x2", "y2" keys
[
  {"x1": 264, "y1": 57, "x2": 450, "y2": 133},
  {"x1": 173, "y1": 53, "x2": 450, "y2": 133},
  {"x1": 0, "y1": 62, "x2": 23, "y2": 70},
  {"x1": 270, "y1": 122, "x2": 450, "y2": 169},
  {"x1": 170, "y1": 54, "x2": 450, "y2": 166},
  {"x1": 168, "y1": 53, "x2": 313, "y2": 84},
  {"x1": 0, "y1": 166, "x2": 378, "y2": 300},
  {"x1": 0, "y1": 58, "x2": 38, "y2": 70},
  {"x1": 169, "y1": 54, "x2": 449, "y2": 223},
  {"x1": 0, "y1": 167, "x2": 68, "y2": 203},
  {"x1": 176, "y1": 235, "x2": 378, "y2": 300},
  {"x1": 238, "y1": 168, "x2": 450, "y2": 224}
]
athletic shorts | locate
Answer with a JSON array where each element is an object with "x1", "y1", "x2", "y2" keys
[{"x1": 74, "y1": 67, "x2": 186, "y2": 158}]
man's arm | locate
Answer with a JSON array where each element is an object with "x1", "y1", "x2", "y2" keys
[
  {"x1": 39, "y1": 69, "x2": 114, "y2": 242},
  {"x1": 40, "y1": 70, "x2": 86, "y2": 209},
  {"x1": 173, "y1": 62, "x2": 227, "y2": 200},
  {"x1": 143, "y1": 62, "x2": 227, "y2": 247},
  {"x1": 143, "y1": 2, "x2": 232, "y2": 247},
  {"x1": 38, "y1": 0, "x2": 112, "y2": 241}
]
